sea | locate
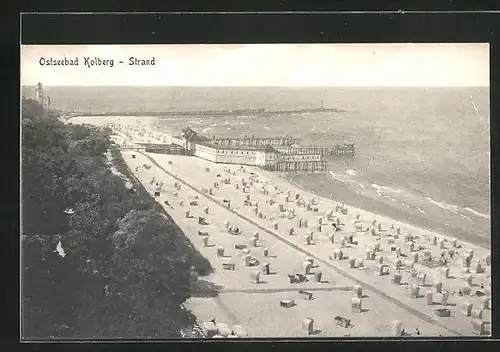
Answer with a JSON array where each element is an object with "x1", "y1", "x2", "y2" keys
[{"x1": 23, "y1": 86, "x2": 491, "y2": 248}]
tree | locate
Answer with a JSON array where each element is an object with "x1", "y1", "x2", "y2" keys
[
  {"x1": 21, "y1": 99, "x2": 211, "y2": 339},
  {"x1": 111, "y1": 210, "x2": 191, "y2": 302},
  {"x1": 22, "y1": 98, "x2": 46, "y2": 120}
]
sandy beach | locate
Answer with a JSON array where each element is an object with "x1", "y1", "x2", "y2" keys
[{"x1": 88, "y1": 122, "x2": 491, "y2": 337}]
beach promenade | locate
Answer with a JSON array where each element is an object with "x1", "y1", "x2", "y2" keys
[{"x1": 114, "y1": 134, "x2": 491, "y2": 337}]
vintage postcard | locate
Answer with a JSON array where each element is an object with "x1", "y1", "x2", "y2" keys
[{"x1": 20, "y1": 44, "x2": 491, "y2": 339}]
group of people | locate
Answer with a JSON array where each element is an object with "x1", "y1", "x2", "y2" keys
[{"x1": 400, "y1": 328, "x2": 420, "y2": 336}]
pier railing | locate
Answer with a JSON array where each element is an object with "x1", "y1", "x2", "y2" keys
[
  {"x1": 262, "y1": 160, "x2": 327, "y2": 172},
  {"x1": 276, "y1": 144, "x2": 355, "y2": 157}
]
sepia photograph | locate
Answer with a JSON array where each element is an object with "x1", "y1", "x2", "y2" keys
[{"x1": 20, "y1": 43, "x2": 491, "y2": 339}]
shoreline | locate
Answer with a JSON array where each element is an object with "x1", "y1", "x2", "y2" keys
[
  {"x1": 240, "y1": 166, "x2": 490, "y2": 258},
  {"x1": 105, "y1": 117, "x2": 489, "y2": 253},
  {"x1": 255, "y1": 171, "x2": 490, "y2": 255},
  {"x1": 285, "y1": 173, "x2": 491, "y2": 250},
  {"x1": 101, "y1": 118, "x2": 490, "y2": 254}
]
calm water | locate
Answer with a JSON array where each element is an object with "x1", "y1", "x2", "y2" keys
[{"x1": 28, "y1": 86, "x2": 490, "y2": 247}]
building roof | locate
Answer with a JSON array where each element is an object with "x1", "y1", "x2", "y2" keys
[
  {"x1": 264, "y1": 145, "x2": 278, "y2": 153},
  {"x1": 181, "y1": 127, "x2": 208, "y2": 142}
]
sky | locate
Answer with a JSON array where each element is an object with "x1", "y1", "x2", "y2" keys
[{"x1": 21, "y1": 44, "x2": 489, "y2": 87}]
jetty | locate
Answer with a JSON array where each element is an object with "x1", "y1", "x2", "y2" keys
[{"x1": 58, "y1": 101, "x2": 344, "y2": 119}]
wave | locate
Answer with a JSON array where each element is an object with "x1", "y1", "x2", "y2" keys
[
  {"x1": 201, "y1": 127, "x2": 212, "y2": 133},
  {"x1": 425, "y1": 197, "x2": 460, "y2": 214},
  {"x1": 424, "y1": 197, "x2": 474, "y2": 223},
  {"x1": 464, "y1": 207, "x2": 490, "y2": 219},
  {"x1": 459, "y1": 213, "x2": 475, "y2": 223},
  {"x1": 158, "y1": 117, "x2": 180, "y2": 121},
  {"x1": 346, "y1": 169, "x2": 357, "y2": 176},
  {"x1": 383, "y1": 195, "x2": 398, "y2": 202},
  {"x1": 470, "y1": 96, "x2": 479, "y2": 113},
  {"x1": 371, "y1": 183, "x2": 404, "y2": 196},
  {"x1": 329, "y1": 171, "x2": 365, "y2": 189}
]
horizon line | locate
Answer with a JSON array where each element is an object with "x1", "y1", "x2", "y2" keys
[{"x1": 21, "y1": 85, "x2": 490, "y2": 88}]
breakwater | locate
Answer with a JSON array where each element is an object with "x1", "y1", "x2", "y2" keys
[{"x1": 65, "y1": 107, "x2": 344, "y2": 118}]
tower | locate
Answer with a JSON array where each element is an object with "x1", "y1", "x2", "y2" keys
[
  {"x1": 34, "y1": 82, "x2": 51, "y2": 113},
  {"x1": 35, "y1": 82, "x2": 44, "y2": 103}
]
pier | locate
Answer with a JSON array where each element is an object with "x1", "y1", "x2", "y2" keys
[
  {"x1": 137, "y1": 142, "x2": 191, "y2": 155},
  {"x1": 213, "y1": 136, "x2": 301, "y2": 148},
  {"x1": 61, "y1": 106, "x2": 344, "y2": 118},
  {"x1": 277, "y1": 145, "x2": 355, "y2": 157},
  {"x1": 264, "y1": 160, "x2": 328, "y2": 172},
  {"x1": 119, "y1": 142, "x2": 193, "y2": 155},
  {"x1": 116, "y1": 126, "x2": 354, "y2": 172}
]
